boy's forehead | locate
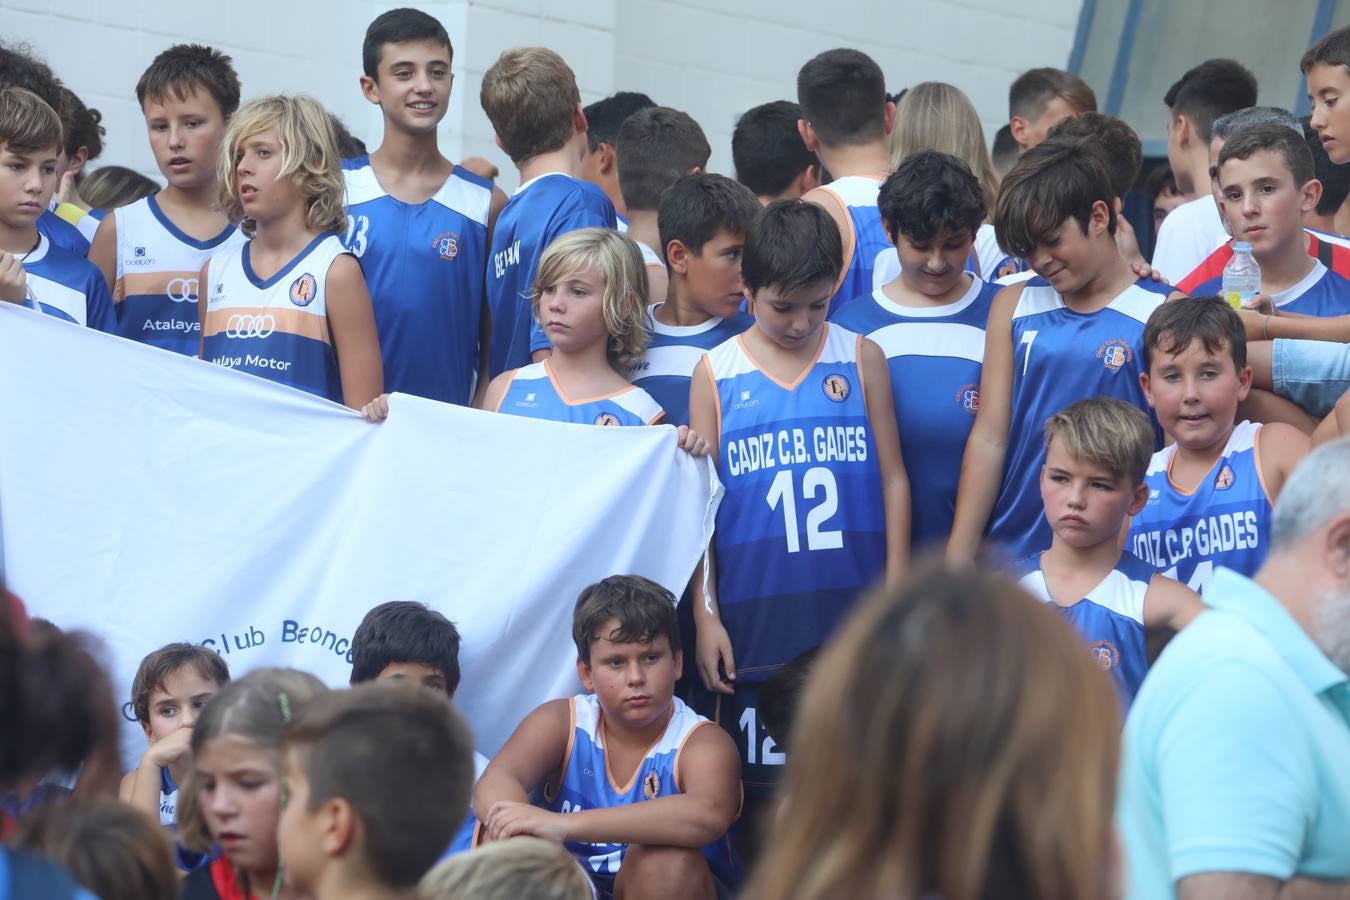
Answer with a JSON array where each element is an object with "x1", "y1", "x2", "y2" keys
[
  {"x1": 1308, "y1": 61, "x2": 1350, "y2": 89},
  {"x1": 1155, "y1": 334, "x2": 1234, "y2": 364},
  {"x1": 1045, "y1": 439, "x2": 1121, "y2": 478},
  {"x1": 1219, "y1": 149, "x2": 1292, "y2": 184},
  {"x1": 376, "y1": 38, "x2": 452, "y2": 69},
  {"x1": 142, "y1": 85, "x2": 223, "y2": 116},
  {"x1": 0, "y1": 144, "x2": 59, "y2": 162},
  {"x1": 755, "y1": 277, "x2": 834, "y2": 304}
]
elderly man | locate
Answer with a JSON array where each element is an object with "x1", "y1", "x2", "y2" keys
[{"x1": 1118, "y1": 438, "x2": 1350, "y2": 899}]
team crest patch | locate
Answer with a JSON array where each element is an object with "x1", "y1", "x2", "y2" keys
[
  {"x1": 594, "y1": 412, "x2": 621, "y2": 427},
  {"x1": 289, "y1": 273, "x2": 317, "y2": 307},
  {"x1": 822, "y1": 374, "x2": 850, "y2": 402},
  {"x1": 1089, "y1": 640, "x2": 1119, "y2": 671},
  {"x1": 1095, "y1": 339, "x2": 1133, "y2": 372},
  {"x1": 955, "y1": 382, "x2": 980, "y2": 415},
  {"x1": 432, "y1": 231, "x2": 460, "y2": 261},
  {"x1": 643, "y1": 772, "x2": 661, "y2": 799},
  {"x1": 1214, "y1": 464, "x2": 1235, "y2": 490},
  {"x1": 135, "y1": 246, "x2": 146, "y2": 257}
]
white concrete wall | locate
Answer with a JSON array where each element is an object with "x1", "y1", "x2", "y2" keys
[{"x1": 2, "y1": 0, "x2": 1082, "y2": 190}]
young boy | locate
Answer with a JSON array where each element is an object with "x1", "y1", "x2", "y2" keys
[
  {"x1": 1007, "y1": 67, "x2": 1096, "y2": 155},
  {"x1": 833, "y1": 151, "x2": 1000, "y2": 551},
  {"x1": 795, "y1": 49, "x2": 895, "y2": 313},
  {"x1": 88, "y1": 44, "x2": 243, "y2": 356},
  {"x1": 688, "y1": 200, "x2": 909, "y2": 804},
  {"x1": 628, "y1": 173, "x2": 759, "y2": 425},
  {"x1": 1127, "y1": 297, "x2": 1309, "y2": 594},
  {"x1": 344, "y1": 9, "x2": 499, "y2": 406},
  {"x1": 117, "y1": 642, "x2": 230, "y2": 870},
  {"x1": 615, "y1": 106, "x2": 712, "y2": 304},
  {"x1": 1305, "y1": 24, "x2": 1350, "y2": 167},
  {"x1": 1016, "y1": 398, "x2": 1202, "y2": 708},
  {"x1": 480, "y1": 47, "x2": 616, "y2": 378},
  {"x1": 1045, "y1": 112, "x2": 1149, "y2": 273},
  {"x1": 475, "y1": 575, "x2": 742, "y2": 900},
  {"x1": 0, "y1": 88, "x2": 113, "y2": 331},
  {"x1": 580, "y1": 91, "x2": 656, "y2": 227},
  {"x1": 278, "y1": 682, "x2": 476, "y2": 900},
  {"x1": 732, "y1": 101, "x2": 821, "y2": 205},
  {"x1": 948, "y1": 139, "x2": 1165, "y2": 564}
]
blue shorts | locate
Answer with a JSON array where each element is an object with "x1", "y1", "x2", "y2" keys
[{"x1": 1272, "y1": 339, "x2": 1350, "y2": 417}]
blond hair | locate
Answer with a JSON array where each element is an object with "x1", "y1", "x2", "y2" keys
[
  {"x1": 418, "y1": 838, "x2": 592, "y2": 900},
  {"x1": 216, "y1": 95, "x2": 346, "y2": 237},
  {"x1": 531, "y1": 228, "x2": 649, "y2": 369},
  {"x1": 742, "y1": 566, "x2": 1122, "y2": 900},
  {"x1": 1043, "y1": 397, "x2": 1155, "y2": 486},
  {"x1": 0, "y1": 87, "x2": 62, "y2": 156},
  {"x1": 480, "y1": 48, "x2": 580, "y2": 163},
  {"x1": 890, "y1": 82, "x2": 1001, "y2": 219}
]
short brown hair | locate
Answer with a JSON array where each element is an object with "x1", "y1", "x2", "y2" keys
[
  {"x1": 1143, "y1": 295, "x2": 1247, "y2": 373},
  {"x1": 135, "y1": 44, "x2": 240, "y2": 118},
  {"x1": 572, "y1": 575, "x2": 678, "y2": 666},
  {"x1": 1046, "y1": 112, "x2": 1142, "y2": 200},
  {"x1": 0, "y1": 87, "x2": 62, "y2": 156},
  {"x1": 419, "y1": 837, "x2": 593, "y2": 900},
  {"x1": 1043, "y1": 397, "x2": 1155, "y2": 485},
  {"x1": 616, "y1": 107, "x2": 711, "y2": 212},
  {"x1": 797, "y1": 48, "x2": 888, "y2": 147},
  {"x1": 285, "y1": 683, "x2": 475, "y2": 888},
  {"x1": 480, "y1": 48, "x2": 579, "y2": 163},
  {"x1": 994, "y1": 138, "x2": 1116, "y2": 259},
  {"x1": 19, "y1": 801, "x2": 178, "y2": 900},
  {"x1": 1218, "y1": 122, "x2": 1316, "y2": 187},
  {"x1": 1009, "y1": 67, "x2": 1097, "y2": 121},
  {"x1": 1302, "y1": 25, "x2": 1350, "y2": 75},
  {"x1": 129, "y1": 642, "x2": 230, "y2": 724}
]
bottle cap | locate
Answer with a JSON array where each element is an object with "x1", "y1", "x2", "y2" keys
[{"x1": 1232, "y1": 241, "x2": 1253, "y2": 252}]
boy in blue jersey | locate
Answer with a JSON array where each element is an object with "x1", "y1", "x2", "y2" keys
[
  {"x1": 948, "y1": 138, "x2": 1166, "y2": 564},
  {"x1": 475, "y1": 576, "x2": 742, "y2": 900},
  {"x1": 732, "y1": 101, "x2": 821, "y2": 205},
  {"x1": 344, "y1": 9, "x2": 503, "y2": 406},
  {"x1": 796, "y1": 49, "x2": 896, "y2": 313},
  {"x1": 0, "y1": 88, "x2": 112, "y2": 331},
  {"x1": 1017, "y1": 398, "x2": 1202, "y2": 708},
  {"x1": 580, "y1": 91, "x2": 656, "y2": 227},
  {"x1": 480, "y1": 47, "x2": 617, "y2": 378},
  {"x1": 615, "y1": 106, "x2": 711, "y2": 304},
  {"x1": 628, "y1": 173, "x2": 759, "y2": 425},
  {"x1": 834, "y1": 150, "x2": 1000, "y2": 550},
  {"x1": 1128, "y1": 297, "x2": 1308, "y2": 594}
]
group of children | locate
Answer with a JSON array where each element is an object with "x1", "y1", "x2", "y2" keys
[{"x1": 7, "y1": 5, "x2": 1350, "y2": 898}]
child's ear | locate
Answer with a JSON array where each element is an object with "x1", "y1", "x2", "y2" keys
[
  {"x1": 801, "y1": 163, "x2": 821, "y2": 195},
  {"x1": 1139, "y1": 371, "x2": 1155, "y2": 406},
  {"x1": 1128, "y1": 482, "x2": 1151, "y2": 517},
  {"x1": 600, "y1": 142, "x2": 618, "y2": 176},
  {"x1": 883, "y1": 99, "x2": 898, "y2": 137},
  {"x1": 1301, "y1": 177, "x2": 1323, "y2": 216},
  {"x1": 1236, "y1": 364, "x2": 1254, "y2": 401},
  {"x1": 358, "y1": 74, "x2": 380, "y2": 106},
  {"x1": 141, "y1": 720, "x2": 156, "y2": 742},
  {"x1": 1090, "y1": 199, "x2": 1112, "y2": 233},
  {"x1": 666, "y1": 239, "x2": 691, "y2": 276},
  {"x1": 574, "y1": 103, "x2": 588, "y2": 137},
  {"x1": 321, "y1": 797, "x2": 358, "y2": 858},
  {"x1": 881, "y1": 217, "x2": 897, "y2": 248},
  {"x1": 576, "y1": 658, "x2": 594, "y2": 693},
  {"x1": 797, "y1": 118, "x2": 819, "y2": 153},
  {"x1": 672, "y1": 648, "x2": 683, "y2": 682},
  {"x1": 1009, "y1": 116, "x2": 1029, "y2": 151}
]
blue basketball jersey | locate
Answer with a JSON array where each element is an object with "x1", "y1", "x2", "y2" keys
[
  {"x1": 486, "y1": 173, "x2": 616, "y2": 377},
  {"x1": 1193, "y1": 261, "x2": 1350, "y2": 318},
  {"x1": 833, "y1": 276, "x2": 998, "y2": 549},
  {"x1": 20, "y1": 233, "x2": 115, "y2": 332},
  {"x1": 818, "y1": 176, "x2": 889, "y2": 317},
  {"x1": 705, "y1": 324, "x2": 887, "y2": 680},
  {"x1": 495, "y1": 361, "x2": 664, "y2": 426},
  {"x1": 159, "y1": 769, "x2": 208, "y2": 872},
  {"x1": 1018, "y1": 551, "x2": 1155, "y2": 708},
  {"x1": 545, "y1": 695, "x2": 739, "y2": 893},
  {"x1": 38, "y1": 208, "x2": 91, "y2": 257},
  {"x1": 1127, "y1": 421, "x2": 1271, "y2": 594},
  {"x1": 989, "y1": 279, "x2": 1164, "y2": 559},
  {"x1": 628, "y1": 306, "x2": 752, "y2": 425},
  {"x1": 342, "y1": 157, "x2": 493, "y2": 405}
]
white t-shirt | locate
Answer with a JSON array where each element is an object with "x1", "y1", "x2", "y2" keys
[{"x1": 1151, "y1": 196, "x2": 1229, "y2": 284}]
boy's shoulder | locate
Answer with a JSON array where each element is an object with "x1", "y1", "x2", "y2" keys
[
  {"x1": 28, "y1": 236, "x2": 104, "y2": 287},
  {"x1": 38, "y1": 209, "x2": 92, "y2": 258},
  {"x1": 343, "y1": 155, "x2": 493, "y2": 226}
]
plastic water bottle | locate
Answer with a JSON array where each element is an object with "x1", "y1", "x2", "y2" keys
[{"x1": 1221, "y1": 242, "x2": 1261, "y2": 309}]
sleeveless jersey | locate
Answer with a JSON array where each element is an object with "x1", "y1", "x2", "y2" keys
[
  {"x1": 1127, "y1": 421, "x2": 1271, "y2": 594},
  {"x1": 1018, "y1": 551, "x2": 1154, "y2": 708},
  {"x1": 201, "y1": 234, "x2": 346, "y2": 402},
  {"x1": 545, "y1": 695, "x2": 738, "y2": 892},
  {"x1": 486, "y1": 173, "x2": 616, "y2": 377},
  {"x1": 832, "y1": 276, "x2": 998, "y2": 549},
  {"x1": 1192, "y1": 260, "x2": 1350, "y2": 318},
  {"x1": 38, "y1": 208, "x2": 91, "y2": 257},
  {"x1": 495, "y1": 361, "x2": 664, "y2": 426},
  {"x1": 19, "y1": 233, "x2": 115, "y2": 331},
  {"x1": 818, "y1": 176, "x2": 888, "y2": 317},
  {"x1": 989, "y1": 279, "x2": 1163, "y2": 560},
  {"x1": 704, "y1": 324, "x2": 886, "y2": 680},
  {"x1": 628, "y1": 307, "x2": 752, "y2": 425},
  {"x1": 112, "y1": 195, "x2": 244, "y2": 356},
  {"x1": 342, "y1": 157, "x2": 492, "y2": 405}
]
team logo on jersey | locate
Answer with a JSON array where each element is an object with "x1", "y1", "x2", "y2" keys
[
  {"x1": 224, "y1": 314, "x2": 276, "y2": 339},
  {"x1": 135, "y1": 246, "x2": 146, "y2": 257},
  {"x1": 289, "y1": 273, "x2": 317, "y2": 307},
  {"x1": 1089, "y1": 640, "x2": 1119, "y2": 671},
  {"x1": 1147, "y1": 488, "x2": 1161, "y2": 505},
  {"x1": 733, "y1": 389, "x2": 759, "y2": 410},
  {"x1": 643, "y1": 772, "x2": 661, "y2": 799},
  {"x1": 165, "y1": 277, "x2": 198, "y2": 303},
  {"x1": 1095, "y1": 339, "x2": 1133, "y2": 372},
  {"x1": 127, "y1": 246, "x2": 154, "y2": 267},
  {"x1": 955, "y1": 383, "x2": 980, "y2": 415},
  {"x1": 594, "y1": 412, "x2": 621, "y2": 426},
  {"x1": 432, "y1": 231, "x2": 460, "y2": 261},
  {"x1": 1214, "y1": 464, "x2": 1235, "y2": 490},
  {"x1": 822, "y1": 374, "x2": 851, "y2": 402}
]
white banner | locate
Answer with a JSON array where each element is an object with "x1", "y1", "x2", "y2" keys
[{"x1": 0, "y1": 303, "x2": 720, "y2": 763}]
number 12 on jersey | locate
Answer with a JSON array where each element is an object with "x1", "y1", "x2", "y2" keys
[{"x1": 765, "y1": 466, "x2": 842, "y2": 553}]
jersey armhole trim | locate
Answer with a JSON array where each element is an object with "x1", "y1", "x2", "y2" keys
[
  {"x1": 672, "y1": 718, "x2": 716, "y2": 795},
  {"x1": 855, "y1": 332, "x2": 869, "y2": 410},
  {"x1": 818, "y1": 187, "x2": 856, "y2": 294},
  {"x1": 700, "y1": 355, "x2": 722, "y2": 445},
  {"x1": 492, "y1": 370, "x2": 518, "y2": 413},
  {"x1": 544, "y1": 698, "x2": 577, "y2": 805},
  {"x1": 1252, "y1": 423, "x2": 1275, "y2": 507},
  {"x1": 646, "y1": 410, "x2": 665, "y2": 426}
]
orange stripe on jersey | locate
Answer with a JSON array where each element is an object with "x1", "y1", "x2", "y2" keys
[
  {"x1": 201, "y1": 306, "x2": 331, "y2": 344},
  {"x1": 819, "y1": 187, "x2": 858, "y2": 295},
  {"x1": 114, "y1": 269, "x2": 202, "y2": 303}
]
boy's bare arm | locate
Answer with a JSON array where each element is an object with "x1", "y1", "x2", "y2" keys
[
  {"x1": 474, "y1": 699, "x2": 571, "y2": 826},
  {"x1": 687, "y1": 364, "x2": 735, "y2": 694},
  {"x1": 1145, "y1": 573, "x2": 1205, "y2": 632},
  {"x1": 1239, "y1": 308, "x2": 1350, "y2": 343},
  {"x1": 859, "y1": 337, "x2": 910, "y2": 579},
  {"x1": 1256, "y1": 422, "x2": 1311, "y2": 500},
  {"x1": 88, "y1": 212, "x2": 117, "y2": 292}
]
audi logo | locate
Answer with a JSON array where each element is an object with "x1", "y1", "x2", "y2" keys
[
  {"x1": 224, "y1": 314, "x2": 276, "y2": 339},
  {"x1": 166, "y1": 277, "x2": 198, "y2": 303}
]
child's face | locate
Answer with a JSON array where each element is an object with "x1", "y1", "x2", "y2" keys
[
  {"x1": 276, "y1": 749, "x2": 323, "y2": 894},
  {"x1": 1026, "y1": 205, "x2": 1111, "y2": 296},
  {"x1": 894, "y1": 226, "x2": 973, "y2": 298},
  {"x1": 578, "y1": 620, "x2": 679, "y2": 732},
  {"x1": 375, "y1": 661, "x2": 449, "y2": 696},
  {"x1": 142, "y1": 87, "x2": 227, "y2": 191},
  {"x1": 749, "y1": 277, "x2": 833, "y2": 351},
  {"x1": 538, "y1": 265, "x2": 608, "y2": 354},
  {"x1": 196, "y1": 735, "x2": 282, "y2": 874},
  {"x1": 142, "y1": 665, "x2": 222, "y2": 743},
  {"x1": 0, "y1": 142, "x2": 59, "y2": 231},
  {"x1": 1040, "y1": 439, "x2": 1148, "y2": 550},
  {"x1": 362, "y1": 39, "x2": 453, "y2": 134},
  {"x1": 1217, "y1": 149, "x2": 1318, "y2": 256},
  {"x1": 1142, "y1": 336, "x2": 1251, "y2": 451},
  {"x1": 682, "y1": 228, "x2": 747, "y2": 319},
  {"x1": 1307, "y1": 62, "x2": 1350, "y2": 165},
  {"x1": 235, "y1": 127, "x2": 301, "y2": 224}
]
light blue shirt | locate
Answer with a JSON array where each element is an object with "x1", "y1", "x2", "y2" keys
[{"x1": 1118, "y1": 567, "x2": 1350, "y2": 898}]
